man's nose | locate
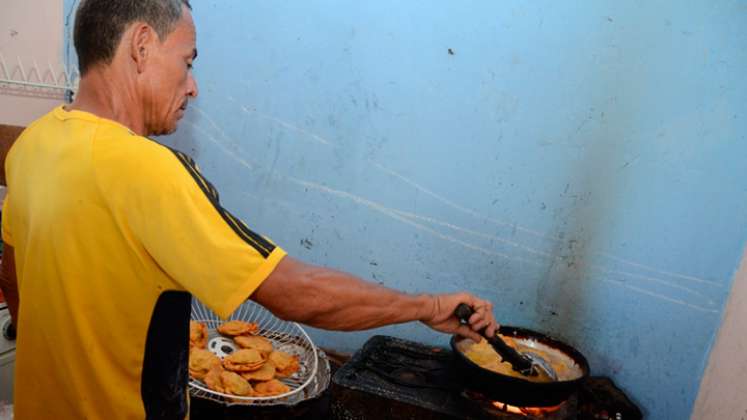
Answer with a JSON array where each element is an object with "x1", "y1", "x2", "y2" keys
[{"x1": 187, "y1": 73, "x2": 199, "y2": 98}]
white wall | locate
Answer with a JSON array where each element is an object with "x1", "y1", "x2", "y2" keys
[
  {"x1": 692, "y1": 249, "x2": 747, "y2": 419},
  {"x1": 0, "y1": 0, "x2": 64, "y2": 126}
]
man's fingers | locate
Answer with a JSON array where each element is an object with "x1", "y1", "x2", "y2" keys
[
  {"x1": 472, "y1": 300, "x2": 493, "y2": 315},
  {"x1": 484, "y1": 321, "x2": 498, "y2": 338},
  {"x1": 470, "y1": 318, "x2": 491, "y2": 333},
  {"x1": 468, "y1": 312, "x2": 483, "y2": 325},
  {"x1": 469, "y1": 299, "x2": 498, "y2": 337},
  {"x1": 455, "y1": 324, "x2": 483, "y2": 342}
]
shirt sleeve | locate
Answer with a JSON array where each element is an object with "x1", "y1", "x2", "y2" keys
[
  {"x1": 2, "y1": 192, "x2": 13, "y2": 246},
  {"x1": 95, "y1": 139, "x2": 286, "y2": 319}
]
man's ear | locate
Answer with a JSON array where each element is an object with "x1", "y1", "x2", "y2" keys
[{"x1": 129, "y1": 23, "x2": 158, "y2": 73}]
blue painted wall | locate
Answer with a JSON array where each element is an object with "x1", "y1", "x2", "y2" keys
[{"x1": 64, "y1": 1, "x2": 747, "y2": 418}]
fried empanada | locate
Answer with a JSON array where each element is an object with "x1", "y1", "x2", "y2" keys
[
  {"x1": 234, "y1": 335, "x2": 273, "y2": 356},
  {"x1": 217, "y1": 320, "x2": 259, "y2": 336},
  {"x1": 240, "y1": 361, "x2": 276, "y2": 381},
  {"x1": 275, "y1": 357, "x2": 299, "y2": 378},
  {"x1": 189, "y1": 348, "x2": 221, "y2": 380},
  {"x1": 220, "y1": 371, "x2": 253, "y2": 396},
  {"x1": 203, "y1": 365, "x2": 225, "y2": 393},
  {"x1": 269, "y1": 351, "x2": 299, "y2": 378},
  {"x1": 223, "y1": 348, "x2": 266, "y2": 372},
  {"x1": 267, "y1": 350, "x2": 293, "y2": 370},
  {"x1": 253, "y1": 379, "x2": 290, "y2": 397},
  {"x1": 190, "y1": 321, "x2": 209, "y2": 349}
]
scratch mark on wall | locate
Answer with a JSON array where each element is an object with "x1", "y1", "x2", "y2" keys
[
  {"x1": 373, "y1": 161, "x2": 553, "y2": 239},
  {"x1": 289, "y1": 177, "x2": 543, "y2": 267},
  {"x1": 599, "y1": 253, "x2": 722, "y2": 287},
  {"x1": 388, "y1": 208, "x2": 555, "y2": 257},
  {"x1": 593, "y1": 266, "x2": 716, "y2": 304},
  {"x1": 191, "y1": 105, "x2": 244, "y2": 148},
  {"x1": 374, "y1": 161, "x2": 722, "y2": 289},
  {"x1": 226, "y1": 96, "x2": 333, "y2": 146},
  {"x1": 601, "y1": 278, "x2": 718, "y2": 314},
  {"x1": 293, "y1": 178, "x2": 720, "y2": 313},
  {"x1": 183, "y1": 120, "x2": 256, "y2": 170},
  {"x1": 389, "y1": 207, "x2": 716, "y2": 304}
]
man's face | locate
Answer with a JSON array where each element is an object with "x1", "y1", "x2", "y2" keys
[{"x1": 141, "y1": 6, "x2": 198, "y2": 136}]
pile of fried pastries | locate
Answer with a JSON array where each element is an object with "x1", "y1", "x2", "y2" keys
[{"x1": 188, "y1": 320, "x2": 300, "y2": 398}]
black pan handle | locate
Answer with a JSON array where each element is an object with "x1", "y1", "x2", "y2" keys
[
  {"x1": 454, "y1": 302, "x2": 476, "y2": 323},
  {"x1": 454, "y1": 303, "x2": 534, "y2": 375}
]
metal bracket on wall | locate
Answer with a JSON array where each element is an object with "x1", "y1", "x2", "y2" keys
[{"x1": 0, "y1": 53, "x2": 78, "y2": 102}]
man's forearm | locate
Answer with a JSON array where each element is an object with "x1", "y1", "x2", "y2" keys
[{"x1": 252, "y1": 256, "x2": 435, "y2": 331}]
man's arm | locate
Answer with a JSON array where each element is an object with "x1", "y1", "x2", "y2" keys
[
  {"x1": 251, "y1": 255, "x2": 496, "y2": 342},
  {"x1": 0, "y1": 245, "x2": 18, "y2": 329}
]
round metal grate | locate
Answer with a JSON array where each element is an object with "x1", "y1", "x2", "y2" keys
[{"x1": 189, "y1": 299, "x2": 318, "y2": 405}]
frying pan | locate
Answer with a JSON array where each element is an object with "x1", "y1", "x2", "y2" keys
[{"x1": 450, "y1": 326, "x2": 590, "y2": 407}]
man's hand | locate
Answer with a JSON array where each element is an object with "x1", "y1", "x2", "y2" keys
[{"x1": 421, "y1": 293, "x2": 497, "y2": 342}]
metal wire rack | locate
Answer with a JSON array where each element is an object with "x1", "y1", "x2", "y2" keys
[
  {"x1": 190, "y1": 347, "x2": 332, "y2": 407},
  {"x1": 190, "y1": 299, "x2": 319, "y2": 405},
  {"x1": 0, "y1": 53, "x2": 77, "y2": 99}
]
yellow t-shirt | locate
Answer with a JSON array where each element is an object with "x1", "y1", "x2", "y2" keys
[{"x1": 2, "y1": 106, "x2": 286, "y2": 419}]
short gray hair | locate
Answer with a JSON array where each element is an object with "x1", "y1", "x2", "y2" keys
[{"x1": 73, "y1": 0, "x2": 192, "y2": 75}]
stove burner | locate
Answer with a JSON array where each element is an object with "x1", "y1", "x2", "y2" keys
[
  {"x1": 332, "y1": 335, "x2": 574, "y2": 419},
  {"x1": 359, "y1": 342, "x2": 458, "y2": 390},
  {"x1": 462, "y1": 389, "x2": 575, "y2": 419},
  {"x1": 332, "y1": 335, "x2": 641, "y2": 420}
]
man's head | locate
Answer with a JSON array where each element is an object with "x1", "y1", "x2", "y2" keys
[{"x1": 73, "y1": 0, "x2": 198, "y2": 135}]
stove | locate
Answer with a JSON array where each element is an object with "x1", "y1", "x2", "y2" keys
[{"x1": 331, "y1": 335, "x2": 642, "y2": 420}]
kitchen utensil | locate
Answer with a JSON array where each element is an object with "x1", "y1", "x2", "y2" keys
[
  {"x1": 454, "y1": 303, "x2": 557, "y2": 380},
  {"x1": 451, "y1": 325, "x2": 590, "y2": 406}
]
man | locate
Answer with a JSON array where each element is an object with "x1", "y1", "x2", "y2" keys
[{"x1": 0, "y1": 1, "x2": 497, "y2": 419}]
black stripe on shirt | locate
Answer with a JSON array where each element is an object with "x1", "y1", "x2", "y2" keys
[
  {"x1": 141, "y1": 291, "x2": 190, "y2": 420},
  {"x1": 168, "y1": 149, "x2": 275, "y2": 258}
]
